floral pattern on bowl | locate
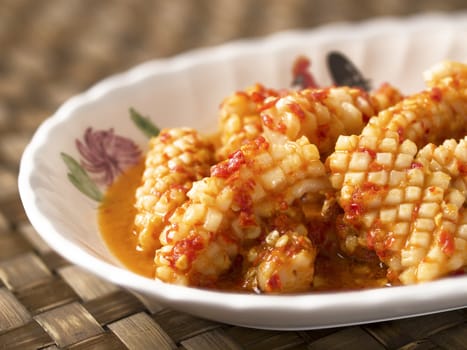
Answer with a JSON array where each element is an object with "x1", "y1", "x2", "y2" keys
[
  {"x1": 61, "y1": 109, "x2": 159, "y2": 201},
  {"x1": 61, "y1": 52, "x2": 369, "y2": 202}
]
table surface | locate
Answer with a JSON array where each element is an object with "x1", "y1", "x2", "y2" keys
[{"x1": 1, "y1": 1, "x2": 466, "y2": 349}]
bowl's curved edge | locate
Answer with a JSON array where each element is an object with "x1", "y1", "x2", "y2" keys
[{"x1": 18, "y1": 11, "x2": 467, "y2": 330}]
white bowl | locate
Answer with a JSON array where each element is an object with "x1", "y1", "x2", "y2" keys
[{"x1": 19, "y1": 12, "x2": 467, "y2": 330}]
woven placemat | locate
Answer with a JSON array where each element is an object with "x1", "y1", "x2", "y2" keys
[{"x1": 1, "y1": 1, "x2": 467, "y2": 349}]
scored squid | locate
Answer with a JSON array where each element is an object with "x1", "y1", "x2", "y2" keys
[
  {"x1": 259, "y1": 85, "x2": 403, "y2": 158},
  {"x1": 133, "y1": 128, "x2": 215, "y2": 252},
  {"x1": 216, "y1": 84, "x2": 280, "y2": 161},
  {"x1": 217, "y1": 82, "x2": 403, "y2": 163},
  {"x1": 327, "y1": 61, "x2": 467, "y2": 284},
  {"x1": 154, "y1": 136, "x2": 329, "y2": 286}
]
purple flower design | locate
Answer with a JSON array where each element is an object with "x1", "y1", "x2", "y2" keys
[{"x1": 76, "y1": 127, "x2": 142, "y2": 186}]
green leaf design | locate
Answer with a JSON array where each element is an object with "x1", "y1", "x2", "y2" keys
[
  {"x1": 129, "y1": 107, "x2": 160, "y2": 138},
  {"x1": 60, "y1": 152, "x2": 103, "y2": 202}
]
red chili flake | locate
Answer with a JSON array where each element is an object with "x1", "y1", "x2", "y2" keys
[
  {"x1": 261, "y1": 112, "x2": 285, "y2": 133},
  {"x1": 368, "y1": 162, "x2": 383, "y2": 172},
  {"x1": 234, "y1": 189, "x2": 251, "y2": 211},
  {"x1": 291, "y1": 55, "x2": 319, "y2": 89},
  {"x1": 410, "y1": 161, "x2": 423, "y2": 169},
  {"x1": 439, "y1": 231, "x2": 455, "y2": 256},
  {"x1": 267, "y1": 273, "x2": 282, "y2": 291},
  {"x1": 258, "y1": 97, "x2": 280, "y2": 112},
  {"x1": 396, "y1": 126, "x2": 405, "y2": 143},
  {"x1": 245, "y1": 178, "x2": 256, "y2": 191},
  {"x1": 251, "y1": 86, "x2": 279, "y2": 104},
  {"x1": 308, "y1": 89, "x2": 329, "y2": 101},
  {"x1": 276, "y1": 121, "x2": 287, "y2": 133},
  {"x1": 233, "y1": 188, "x2": 253, "y2": 211},
  {"x1": 459, "y1": 160, "x2": 467, "y2": 175},
  {"x1": 234, "y1": 189, "x2": 255, "y2": 227},
  {"x1": 211, "y1": 150, "x2": 246, "y2": 178},
  {"x1": 252, "y1": 135, "x2": 269, "y2": 151},
  {"x1": 171, "y1": 235, "x2": 205, "y2": 267},
  {"x1": 360, "y1": 182, "x2": 383, "y2": 193},
  {"x1": 261, "y1": 114, "x2": 274, "y2": 129},
  {"x1": 251, "y1": 91, "x2": 265, "y2": 104},
  {"x1": 357, "y1": 146, "x2": 377, "y2": 159},
  {"x1": 357, "y1": 87, "x2": 371, "y2": 100},
  {"x1": 347, "y1": 202, "x2": 364, "y2": 219},
  {"x1": 288, "y1": 102, "x2": 306, "y2": 120},
  {"x1": 279, "y1": 201, "x2": 288, "y2": 211},
  {"x1": 430, "y1": 87, "x2": 443, "y2": 102},
  {"x1": 345, "y1": 183, "x2": 385, "y2": 223}
]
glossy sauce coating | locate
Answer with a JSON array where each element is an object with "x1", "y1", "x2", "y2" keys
[{"x1": 99, "y1": 162, "x2": 390, "y2": 292}]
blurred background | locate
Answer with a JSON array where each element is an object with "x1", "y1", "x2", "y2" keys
[
  {"x1": 1, "y1": 0, "x2": 467, "y2": 205},
  {"x1": 0, "y1": 1, "x2": 466, "y2": 348}
]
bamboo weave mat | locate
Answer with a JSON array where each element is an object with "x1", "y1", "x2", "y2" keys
[{"x1": 1, "y1": 1, "x2": 467, "y2": 349}]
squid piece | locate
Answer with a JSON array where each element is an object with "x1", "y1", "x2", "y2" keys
[
  {"x1": 360, "y1": 62, "x2": 467, "y2": 149},
  {"x1": 400, "y1": 137, "x2": 467, "y2": 283},
  {"x1": 218, "y1": 82, "x2": 402, "y2": 161},
  {"x1": 216, "y1": 84, "x2": 280, "y2": 161},
  {"x1": 133, "y1": 128, "x2": 214, "y2": 252},
  {"x1": 260, "y1": 86, "x2": 378, "y2": 157},
  {"x1": 154, "y1": 136, "x2": 330, "y2": 286},
  {"x1": 327, "y1": 61, "x2": 467, "y2": 284},
  {"x1": 245, "y1": 230, "x2": 317, "y2": 293}
]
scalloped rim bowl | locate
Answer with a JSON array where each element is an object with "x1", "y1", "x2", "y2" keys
[{"x1": 19, "y1": 12, "x2": 467, "y2": 330}]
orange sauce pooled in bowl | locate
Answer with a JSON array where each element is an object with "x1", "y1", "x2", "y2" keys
[
  {"x1": 98, "y1": 160, "x2": 155, "y2": 278},
  {"x1": 98, "y1": 162, "x2": 389, "y2": 292}
]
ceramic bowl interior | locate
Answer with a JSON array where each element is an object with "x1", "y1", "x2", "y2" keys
[{"x1": 19, "y1": 12, "x2": 467, "y2": 330}]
